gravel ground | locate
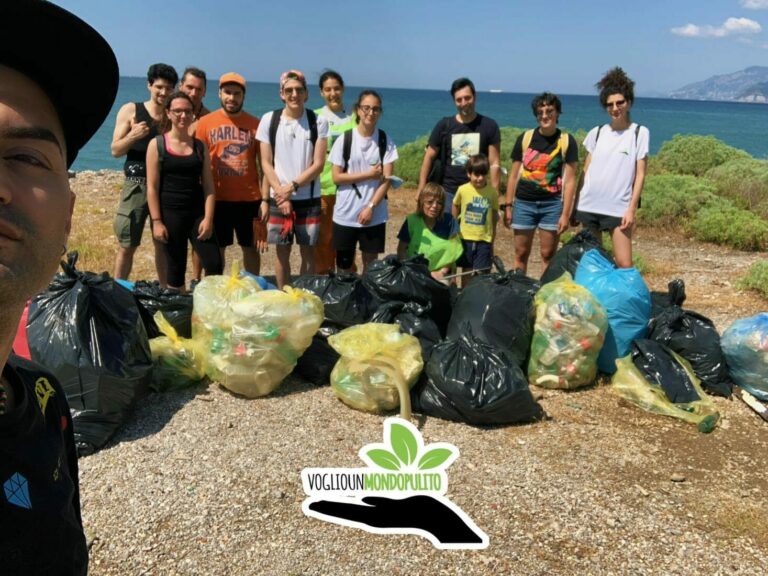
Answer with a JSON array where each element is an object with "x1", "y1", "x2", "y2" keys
[{"x1": 70, "y1": 171, "x2": 768, "y2": 575}]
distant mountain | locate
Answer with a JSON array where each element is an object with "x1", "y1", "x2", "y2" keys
[{"x1": 669, "y1": 66, "x2": 768, "y2": 103}]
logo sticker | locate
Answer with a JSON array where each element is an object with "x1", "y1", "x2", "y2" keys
[{"x1": 301, "y1": 418, "x2": 489, "y2": 549}]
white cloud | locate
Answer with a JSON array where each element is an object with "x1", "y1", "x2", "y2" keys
[
  {"x1": 741, "y1": 0, "x2": 768, "y2": 9},
  {"x1": 671, "y1": 17, "x2": 762, "y2": 38}
]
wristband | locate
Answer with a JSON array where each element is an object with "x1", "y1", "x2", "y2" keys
[
  {"x1": 367, "y1": 202, "x2": 375, "y2": 210},
  {"x1": 151, "y1": 217, "x2": 161, "y2": 222},
  {"x1": 291, "y1": 181, "x2": 299, "y2": 193}
]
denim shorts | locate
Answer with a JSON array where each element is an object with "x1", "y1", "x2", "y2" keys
[{"x1": 512, "y1": 198, "x2": 563, "y2": 232}]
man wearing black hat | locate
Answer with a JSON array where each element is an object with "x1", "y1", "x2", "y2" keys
[{"x1": 0, "y1": 1, "x2": 119, "y2": 574}]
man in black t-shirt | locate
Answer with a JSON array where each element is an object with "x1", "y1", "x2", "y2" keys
[
  {"x1": 0, "y1": 2, "x2": 119, "y2": 574},
  {"x1": 504, "y1": 92, "x2": 578, "y2": 274},
  {"x1": 418, "y1": 78, "x2": 502, "y2": 212}
]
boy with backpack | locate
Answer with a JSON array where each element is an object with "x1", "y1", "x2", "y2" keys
[{"x1": 257, "y1": 70, "x2": 328, "y2": 288}]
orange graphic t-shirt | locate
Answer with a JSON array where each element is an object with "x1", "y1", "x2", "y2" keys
[{"x1": 195, "y1": 109, "x2": 261, "y2": 202}]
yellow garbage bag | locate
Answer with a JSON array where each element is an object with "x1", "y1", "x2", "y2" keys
[
  {"x1": 206, "y1": 286, "x2": 324, "y2": 398},
  {"x1": 528, "y1": 273, "x2": 608, "y2": 389},
  {"x1": 329, "y1": 323, "x2": 423, "y2": 419},
  {"x1": 149, "y1": 312, "x2": 207, "y2": 392},
  {"x1": 612, "y1": 350, "x2": 719, "y2": 433}
]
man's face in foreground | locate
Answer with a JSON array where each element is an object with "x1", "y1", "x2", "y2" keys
[{"x1": 0, "y1": 64, "x2": 74, "y2": 304}]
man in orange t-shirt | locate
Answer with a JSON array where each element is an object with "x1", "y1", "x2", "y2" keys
[{"x1": 196, "y1": 72, "x2": 266, "y2": 274}]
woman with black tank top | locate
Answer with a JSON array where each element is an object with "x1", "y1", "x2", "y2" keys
[{"x1": 146, "y1": 91, "x2": 222, "y2": 290}]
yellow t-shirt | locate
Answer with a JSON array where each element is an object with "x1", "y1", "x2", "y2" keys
[{"x1": 453, "y1": 183, "x2": 499, "y2": 242}]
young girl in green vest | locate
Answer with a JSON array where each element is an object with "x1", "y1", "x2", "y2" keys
[{"x1": 396, "y1": 183, "x2": 463, "y2": 281}]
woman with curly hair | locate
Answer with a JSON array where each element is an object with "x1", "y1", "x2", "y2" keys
[{"x1": 575, "y1": 67, "x2": 649, "y2": 268}]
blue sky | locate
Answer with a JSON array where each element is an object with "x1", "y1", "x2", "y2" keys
[{"x1": 59, "y1": 0, "x2": 768, "y2": 95}]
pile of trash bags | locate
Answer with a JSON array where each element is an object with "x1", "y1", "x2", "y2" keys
[{"x1": 193, "y1": 269, "x2": 323, "y2": 398}]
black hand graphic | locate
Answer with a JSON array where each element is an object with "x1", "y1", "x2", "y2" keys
[{"x1": 308, "y1": 495, "x2": 484, "y2": 545}]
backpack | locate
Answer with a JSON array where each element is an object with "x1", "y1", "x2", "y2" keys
[
  {"x1": 341, "y1": 127, "x2": 388, "y2": 199},
  {"x1": 155, "y1": 134, "x2": 204, "y2": 182},
  {"x1": 268, "y1": 108, "x2": 319, "y2": 198},
  {"x1": 521, "y1": 129, "x2": 570, "y2": 160},
  {"x1": 427, "y1": 115, "x2": 452, "y2": 184},
  {"x1": 595, "y1": 123, "x2": 642, "y2": 144}
]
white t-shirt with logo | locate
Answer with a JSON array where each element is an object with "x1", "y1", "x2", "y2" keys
[
  {"x1": 578, "y1": 122, "x2": 650, "y2": 217},
  {"x1": 255, "y1": 110, "x2": 329, "y2": 202},
  {"x1": 329, "y1": 128, "x2": 398, "y2": 228}
]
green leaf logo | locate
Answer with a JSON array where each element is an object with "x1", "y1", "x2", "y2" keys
[
  {"x1": 417, "y1": 448, "x2": 453, "y2": 470},
  {"x1": 390, "y1": 422, "x2": 418, "y2": 466},
  {"x1": 366, "y1": 449, "x2": 401, "y2": 471}
]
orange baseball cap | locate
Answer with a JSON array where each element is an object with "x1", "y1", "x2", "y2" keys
[{"x1": 219, "y1": 72, "x2": 247, "y2": 90}]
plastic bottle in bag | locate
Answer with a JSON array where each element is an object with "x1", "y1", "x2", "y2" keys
[
  {"x1": 328, "y1": 323, "x2": 423, "y2": 419},
  {"x1": 528, "y1": 273, "x2": 608, "y2": 389}
]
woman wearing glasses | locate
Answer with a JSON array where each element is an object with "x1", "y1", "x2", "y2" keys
[
  {"x1": 575, "y1": 67, "x2": 649, "y2": 268},
  {"x1": 146, "y1": 91, "x2": 222, "y2": 290},
  {"x1": 504, "y1": 92, "x2": 578, "y2": 274},
  {"x1": 329, "y1": 90, "x2": 398, "y2": 273}
]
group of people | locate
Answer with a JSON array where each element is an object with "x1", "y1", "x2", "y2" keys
[
  {"x1": 1, "y1": 2, "x2": 652, "y2": 572},
  {"x1": 110, "y1": 64, "x2": 648, "y2": 291}
]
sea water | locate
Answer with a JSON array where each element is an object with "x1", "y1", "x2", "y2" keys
[{"x1": 72, "y1": 77, "x2": 768, "y2": 172}]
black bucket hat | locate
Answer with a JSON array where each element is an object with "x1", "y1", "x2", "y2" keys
[{"x1": 0, "y1": 0, "x2": 119, "y2": 167}]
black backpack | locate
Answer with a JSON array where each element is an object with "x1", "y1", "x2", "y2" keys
[
  {"x1": 427, "y1": 115, "x2": 452, "y2": 184},
  {"x1": 341, "y1": 127, "x2": 388, "y2": 199},
  {"x1": 268, "y1": 108, "x2": 319, "y2": 198}
]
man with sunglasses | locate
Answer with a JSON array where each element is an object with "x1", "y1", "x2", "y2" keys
[
  {"x1": 257, "y1": 70, "x2": 328, "y2": 288},
  {"x1": 0, "y1": 2, "x2": 118, "y2": 573},
  {"x1": 196, "y1": 72, "x2": 265, "y2": 274}
]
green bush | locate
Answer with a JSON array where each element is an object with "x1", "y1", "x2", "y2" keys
[
  {"x1": 705, "y1": 158, "x2": 768, "y2": 220},
  {"x1": 656, "y1": 134, "x2": 750, "y2": 176},
  {"x1": 686, "y1": 204, "x2": 768, "y2": 251},
  {"x1": 737, "y1": 261, "x2": 768, "y2": 298},
  {"x1": 638, "y1": 174, "x2": 725, "y2": 227},
  {"x1": 395, "y1": 135, "x2": 430, "y2": 187}
]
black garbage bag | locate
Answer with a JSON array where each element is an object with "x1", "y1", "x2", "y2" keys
[
  {"x1": 648, "y1": 305, "x2": 732, "y2": 397},
  {"x1": 293, "y1": 272, "x2": 375, "y2": 327},
  {"x1": 292, "y1": 326, "x2": 340, "y2": 386},
  {"x1": 631, "y1": 339, "x2": 700, "y2": 404},
  {"x1": 541, "y1": 230, "x2": 615, "y2": 285},
  {"x1": 650, "y1": 279, "x2": 687, "y2": 320},
  {"x1": 412, "y1": 331, "x2": 544, "y2": 425},
  {"x1": 362, "y1": 255, "x2": 451, "y2": 334},
  {"x1": 133, "y1": 280, "x2": 193, "y2": 338},
  {"x1": 26, "y1": 252, "x2": 153, "y2": 455},
  {"x1": 446, "y1": 270, "x2": 538, "y2": 368},
  {"x1": 370, "y1": 301, "x2": 442, "y2": 363}
]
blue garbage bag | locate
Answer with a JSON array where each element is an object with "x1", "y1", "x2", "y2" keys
[
  {"x1": 721, "y1": 313, "x2": 768, "y2": 401},
  {"x1": 575, "y1": 249, "x2": 651, "y2": 374}
]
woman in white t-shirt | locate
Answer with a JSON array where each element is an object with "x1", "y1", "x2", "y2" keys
[
  {"x1": 330, "y1": 90, "x2": 398, "y2": 272},
  {"x1": 576, "y1": 67, "x2": 649, "y2": 268}
]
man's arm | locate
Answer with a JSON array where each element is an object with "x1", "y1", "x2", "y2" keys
[
  {"x1": 417, "y1": 145, "x2": 439, "y2": 191},
  {"x1": 557, "y1": 162, "x2": 578, "y2": 234},
  {"x1": 488, "y1": 143, "x2": 501, "y2": 191},
  {"x1": 110, "y1": 102, "x2": 148, "y2": 158}
]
